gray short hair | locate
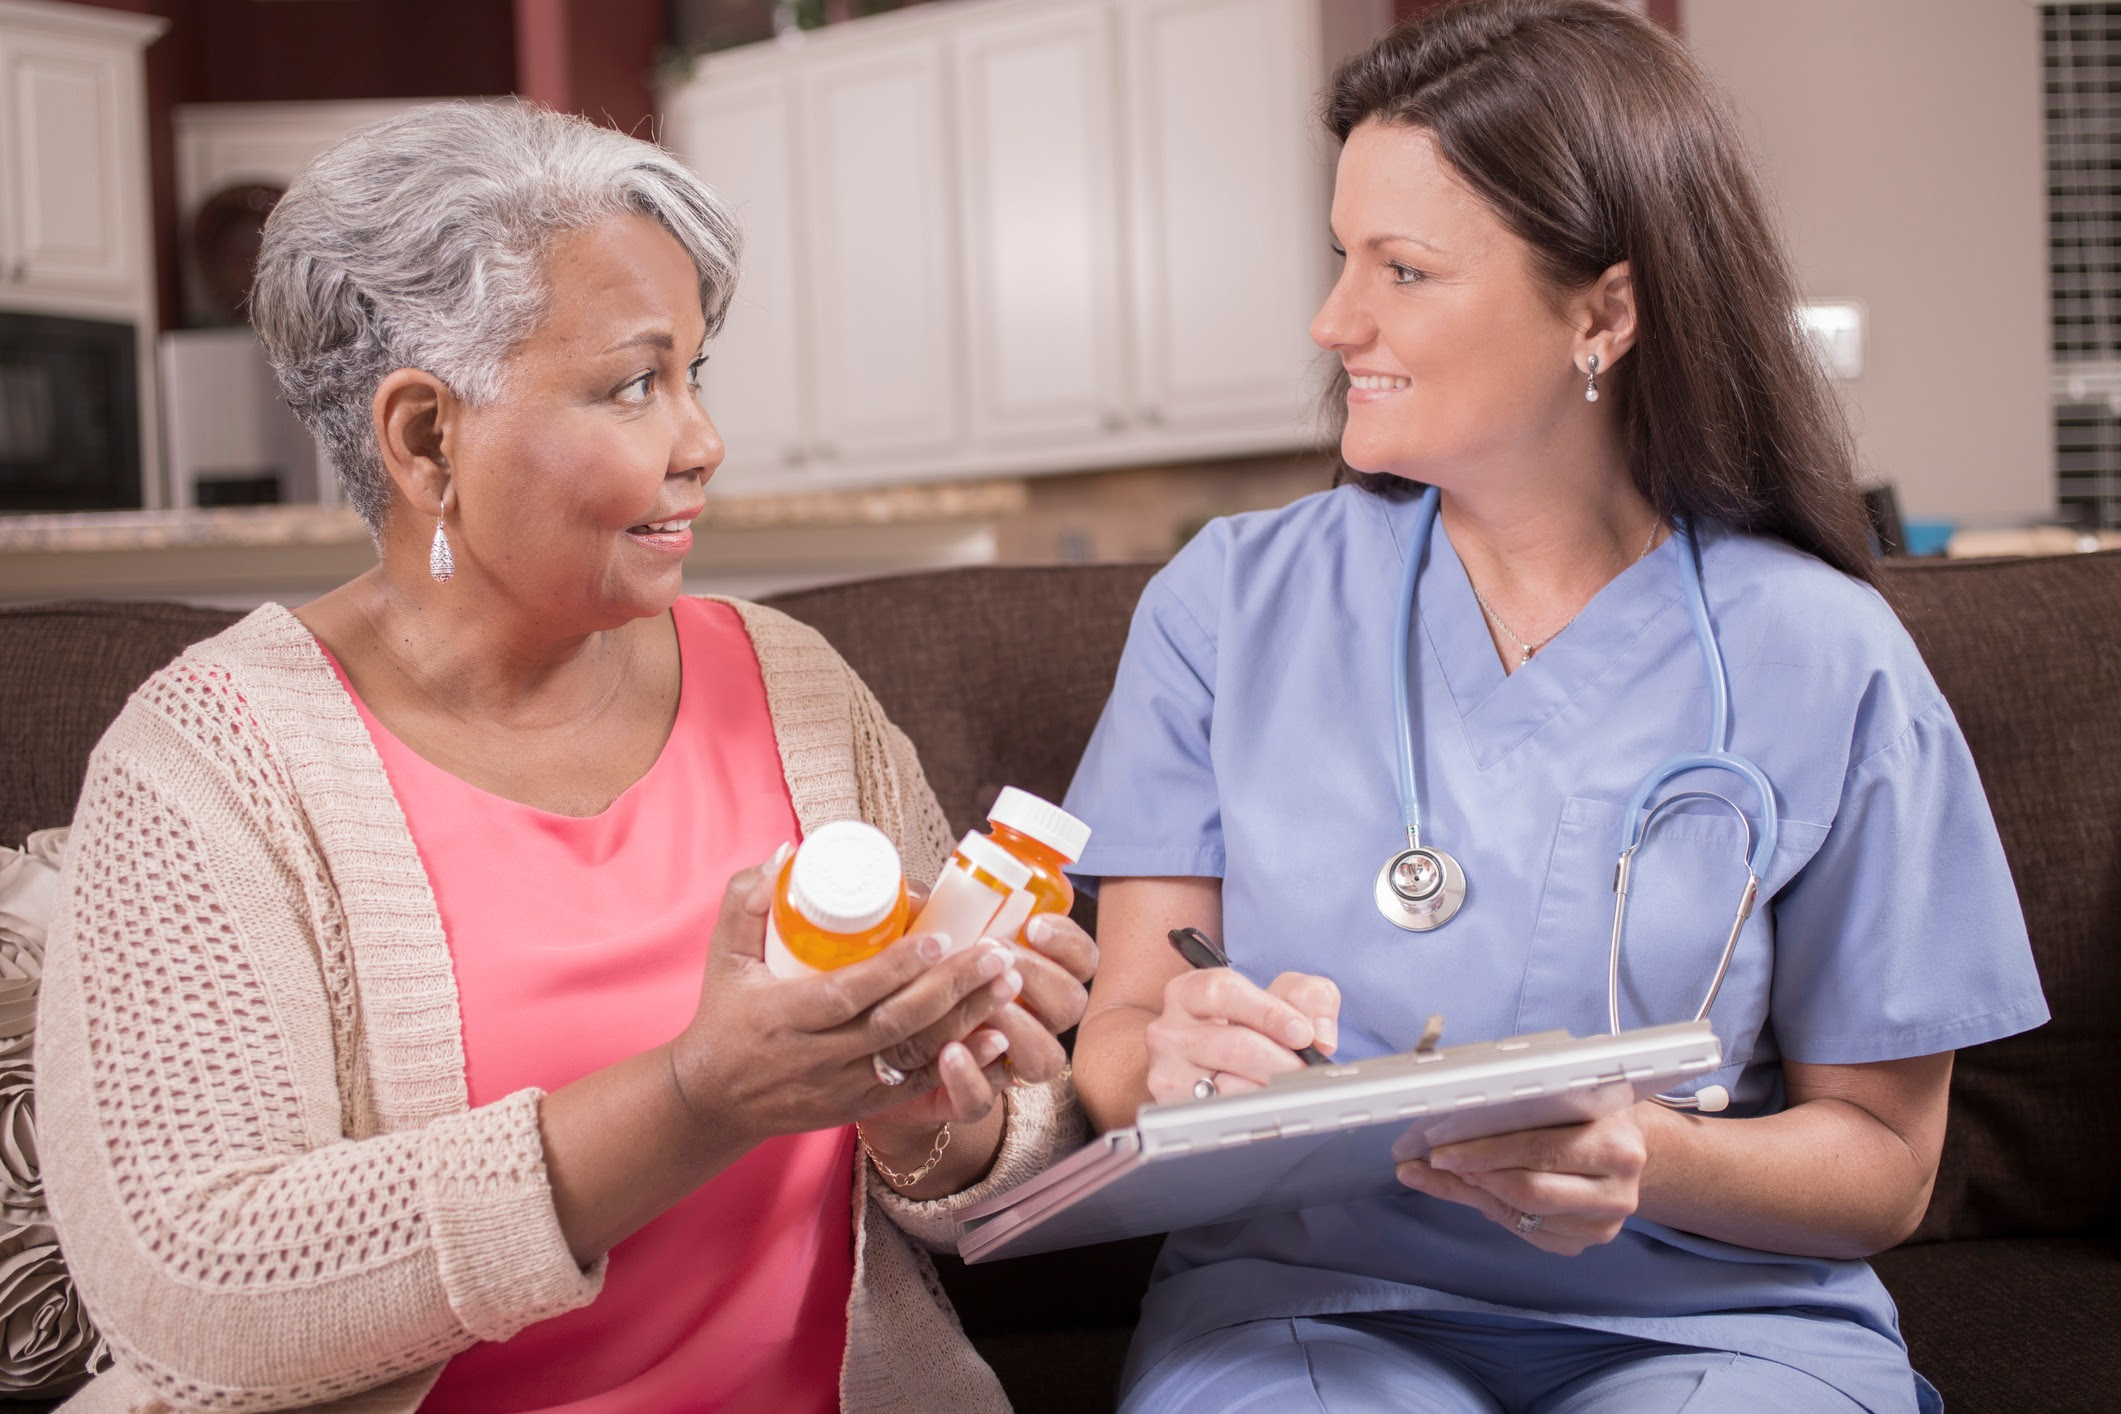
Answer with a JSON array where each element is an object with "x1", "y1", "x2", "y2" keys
[{"x1": 250, "y1": 101, "x2": 742, "y2": 532}]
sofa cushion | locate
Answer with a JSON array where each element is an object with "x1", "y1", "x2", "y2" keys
[
  {"x1": 763, "y1": 564, "x2": 1158, "y2": 835},
  {"x1": 968, "y1": 1328, "x2": 1134, "y2": 1414},
  {"x1": 0, "y1": 601, "x2": 240, "y2": 847},
  {"x1": 1872, "y1": 1234, "x2": 2121, "y2": 1413},
  {"x1": 1878, "y1": 554, "x2": 2121, "y2": 1241},
  {"x1": 1, "y1": 550, "x2": 2114, "y2": 1249}
]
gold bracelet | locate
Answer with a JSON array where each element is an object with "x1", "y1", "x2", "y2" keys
[{"x1": 858, "y1": 1122, "x2": 952, "y2": 1189}]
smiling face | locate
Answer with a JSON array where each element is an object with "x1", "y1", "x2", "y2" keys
[
  {"x1": 1312, "y1": 122, "x2": 1596, "y2": 495},
  {"x1": 437, "y1": 211, "x2": 723, "y2": 629}
]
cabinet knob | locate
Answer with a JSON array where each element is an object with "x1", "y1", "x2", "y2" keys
[
  {"x1": 813, "y1": 441, "x2": 839, "y2": 460},
  {"x1": 6, "y1": 261, "x2": 22, "y2": 284},
  {"x1": 782, "y1": 446, "x2": 807, "y2": 467},
  {"x1": 1141, "y1": 406, "x2": 1165, "y2": 427},
  {"x1": 1101, "y1": 411, "x2": 1127, "y2": 434}
]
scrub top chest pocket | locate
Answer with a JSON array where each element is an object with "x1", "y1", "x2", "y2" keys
[{"x1": 1518, "y1": 795, "x2": 1827, "y2": 1106}]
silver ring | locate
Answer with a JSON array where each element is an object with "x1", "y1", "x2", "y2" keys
[
  {"x1": 1192, "y1": 1075, "x2": 1218, "y2": 1101},
  {"x1": 872, "y1": 1053, "x2": 908, "y2": 1087},
  {"x1": 1514, "y1": 1210, "x2": 1543, "y2": 1235}
]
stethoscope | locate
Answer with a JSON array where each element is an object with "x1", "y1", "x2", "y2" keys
[{"x1": 1376, "y1": 486, "x2": 1778, "y2": 1112}]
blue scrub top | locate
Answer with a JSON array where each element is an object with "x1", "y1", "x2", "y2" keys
[{"x1": 1063, "y1": 485, "x2": 2048, "y2": 1412}]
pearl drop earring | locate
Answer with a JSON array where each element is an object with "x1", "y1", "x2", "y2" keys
[{"x1": 1585, "y1": 353, "x2": 1602, "y2": 404}]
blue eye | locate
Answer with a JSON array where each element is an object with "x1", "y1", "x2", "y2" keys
[{"x1": 686, "y1": 356, "x2": 706, "y2": 390}]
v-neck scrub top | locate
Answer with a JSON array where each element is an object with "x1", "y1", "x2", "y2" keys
[
  {"x1": 1063, "y1": 486, "x2": 2048, "y2": 1413},
  {"x1": 328, "y1": 597, "x2": 853, "y2": 1414}
]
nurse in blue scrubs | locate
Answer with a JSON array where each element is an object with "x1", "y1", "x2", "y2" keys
[{"x1": 1065, "y1": 3, "x2": 2048, "y2": 1411}]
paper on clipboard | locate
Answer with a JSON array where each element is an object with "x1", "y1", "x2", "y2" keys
[{"x1": 956, "y1": 1021, "x2": 1720, "y2": 1264}]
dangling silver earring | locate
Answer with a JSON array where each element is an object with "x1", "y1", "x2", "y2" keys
[
  {"x1": 1584, "y1": 353, "x2": 1602, "y2": 404},
  {"x1": 429, "y1": 517, "x2": 455, "y2": 583}
]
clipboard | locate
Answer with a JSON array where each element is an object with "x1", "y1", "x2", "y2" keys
[{"x1": 957, "y1": 1021, "x2": 1720, "y2": 1263}]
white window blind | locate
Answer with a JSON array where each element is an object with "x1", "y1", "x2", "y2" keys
[{"x1": 2046, "y1": 3, "x2": 2121, "y2": 526}]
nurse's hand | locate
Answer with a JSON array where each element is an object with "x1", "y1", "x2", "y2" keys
[
  {"x1": 1394, "y1": 1107, "x2": 1651, "y2": 1257},
  {"x1": 1143, "y1": 968, "x2": 1340, "y2": 1102}
]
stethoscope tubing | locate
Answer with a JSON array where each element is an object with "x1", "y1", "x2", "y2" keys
[
  {"x1": 1390, "y1": 485, "x2": 1781, "y2": 1095},
  {"x1": 1390, "y1": 487, "x2": 1438, "y2": 853},
  {"x1": 1392, "y1": 485, "x2": 1780, "y2": 878},
  {"x1": 1634, "y1": 514, "x2": 1781, "y2": 877}
]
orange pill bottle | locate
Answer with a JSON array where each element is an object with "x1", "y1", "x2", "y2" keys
[
  {"x1": 907, "y1": 830, "x2": 1034, "y2": 953},
  {"x1": 982, "y1": 788, "x2": 1092, "y2": 940},
  {"x1": 764, "y1": 820, "x2": 911, "y2": 978}
]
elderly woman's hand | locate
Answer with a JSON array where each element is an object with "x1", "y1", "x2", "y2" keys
[
  {"x1": 861, "y1": 908, "x2": 1098, "y2": 1135},
  {"x1": 988, "y1": 911, "x2": 1098, "y2": 1077},
  {"x1": 1393, "y1": 1107, "x2": 1653, "y2": 1256},
  {"x1": 668, "y1": 859, "x2": 1025, "y2": 1146}
]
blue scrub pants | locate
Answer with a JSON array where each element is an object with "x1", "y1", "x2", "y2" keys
[{"x1": 1120, "y1": 1314, "x2": 1865, "y2": 1413}]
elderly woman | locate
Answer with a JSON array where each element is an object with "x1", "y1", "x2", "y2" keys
[
  {"x1": 1067, "y1": 3, "x2": 2046, "y2": 1412},
  {"x1": 38, "y1": 102, "x2": 1090, "y2": 1413}
]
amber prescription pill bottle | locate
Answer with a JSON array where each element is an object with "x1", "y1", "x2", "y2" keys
[
  {"x1": 907, "y1": 830, "x2": 1034, "y2": 953},
  {"x1": 983, "y1": 788, "x2": 1091, "y2": 940},
  {"x1": 765, "y1": 821, "x2": 911, "y2": 979}
]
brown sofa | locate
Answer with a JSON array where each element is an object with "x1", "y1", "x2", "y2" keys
[{"x1": 2, "y1": 554, "x2": 2116, "y2": 1411}]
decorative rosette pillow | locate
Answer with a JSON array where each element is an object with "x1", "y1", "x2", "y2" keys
[{"x1": 0, "y1": 830, "x2": 110, "y2": 1396}]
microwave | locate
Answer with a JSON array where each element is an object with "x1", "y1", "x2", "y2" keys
[{"x1": 0, "y1": 311, "x2": 141, "y2": 511}]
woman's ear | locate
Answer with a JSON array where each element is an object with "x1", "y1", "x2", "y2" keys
[
  {"x1": 373, "y1": 368, "x2": 459, "y2": 517},
  {"x1": 1574, "y1": 260, "x2": 1639, "y2": 376}
]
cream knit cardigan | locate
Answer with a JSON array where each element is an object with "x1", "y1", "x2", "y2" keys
[{"x1": 37, "y1": 599, "x2": 1080, "y2": 1414}]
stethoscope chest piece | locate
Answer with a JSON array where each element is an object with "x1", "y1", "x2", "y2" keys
[{"x1": 1375, "y1": 844, "x2": 1466, "y2": 932}]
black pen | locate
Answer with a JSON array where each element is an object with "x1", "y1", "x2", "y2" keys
[{"x1": 1165, "y1": 927, "x2": 1332, "y2": 1067}]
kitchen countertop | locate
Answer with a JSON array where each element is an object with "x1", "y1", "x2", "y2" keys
[
  {"x1": 0, "y1": 480, "x2": 1029, "y2": 605},
  {"x1": 0, "y1": 478, "x2": 1028, "y2": 553},
  {"x1": 1946, "y1": 525, "x2": 2121, "y2": 558}
]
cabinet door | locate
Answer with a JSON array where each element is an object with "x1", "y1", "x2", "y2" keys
[
  {"x1": 0, "y1": 29, "x2": 137, "y2": 297},
  {"x1": 953, "y1": 3, "x2": 1129, "y2": 452},
  {"x1": 799, "y1": 39, "x2": 962, "y2": 465},
  {"x1": 665, "y1": 73, "x2": 809, "y2": 490},
  {"x1": 1124, "y1": 0, "x2": 1323, "y2": 433}
]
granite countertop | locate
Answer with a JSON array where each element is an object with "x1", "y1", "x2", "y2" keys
[
  {"x1": 1946, "y1": 525, "x2": 2121, "y2": 558},
  {"x1": 0, "y1": 478, "x2": 1028, "y2": 554}
]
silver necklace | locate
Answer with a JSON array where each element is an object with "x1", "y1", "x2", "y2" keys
[{"x1": 1471, "y1": 521, "x2": 1662, "y2": 668}]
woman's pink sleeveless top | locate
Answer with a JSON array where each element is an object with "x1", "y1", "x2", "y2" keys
[{"x1": 326, "y1": 597, "x2": 853, "y2": 1414}]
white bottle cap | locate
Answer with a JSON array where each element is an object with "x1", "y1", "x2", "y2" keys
[
  {"x1": 786, "y1": 821, "x2": 904, "y2": 934},
  {"x1": 954, "y1": 830, "x2": 1034, "y2": 891},
  {"x1": 987, "y1": 787, "x2": 1092, "y2": 863}
]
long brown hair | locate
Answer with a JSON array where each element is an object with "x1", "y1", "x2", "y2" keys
[{"x1": 1323, "y1": 0, "x2": 1877, "y2": 584}]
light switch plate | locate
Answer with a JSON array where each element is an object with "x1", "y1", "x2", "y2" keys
[{"x1": 1798, "y1": 299, "x2": 1866, "y2": 381}]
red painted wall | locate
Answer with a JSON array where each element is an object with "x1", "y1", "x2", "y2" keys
[
  {"x1": 513, "y1": 0, "x2": 663, "y2": 139},
  {"x1": 71, "y1": 0, "x2": 660, "y2": 332}
]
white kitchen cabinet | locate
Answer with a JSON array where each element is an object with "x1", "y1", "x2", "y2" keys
[
  {"x1": 953, "y1": 2, "x2": 1129, "y2": 451},
  {"x1": 800, "y1": 38, "x2": 964, "y2": 466},
  {"x1": 0, "y1": 15, "x2": 140, "y2": 300},
  {"x1": 660, "y1": 0, "x2": 1385, "y2": 491},
  {"x1": 664, "y1": 74, "x2": 810, "y2": 488},
  {"x1": 1123, "y1": 0, "x2": 1328, "y2": 433},
  {"x1": 0, "y1": 0, "x2": 165, "y2": 504}
]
